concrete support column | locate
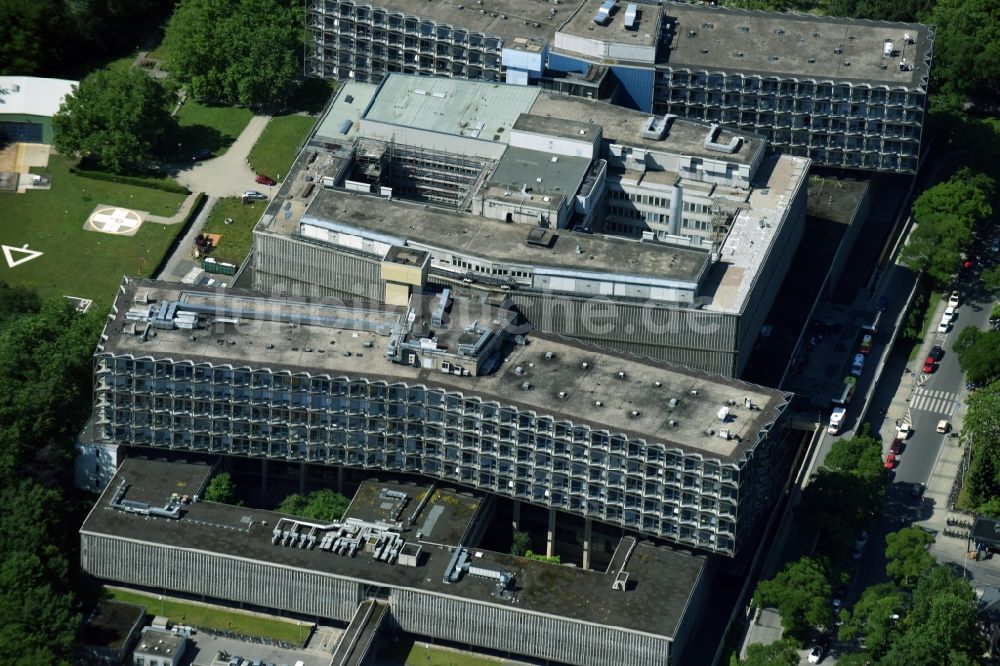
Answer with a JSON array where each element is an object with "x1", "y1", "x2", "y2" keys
[
  {"x1": 512, "y1": 501, "x2": 521, "y2": 532},
  {"x1": 299, "y1": 461, "x2": 307, "y2": 495},
  {"x1": 583, "y1": 518, "x2": 592, "y2": 570},
  {"x1": 261, "y1": 458, "x2": 268, "y2": 505},
  {"x1": 546, "y1": 508, "x2": 556, "y2": 558},
  {"x1": 337, "y1": 466, "x2": 344, "y2": 494}
]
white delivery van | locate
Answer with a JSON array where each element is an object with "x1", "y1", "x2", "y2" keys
[{"x1": 828, "y1": 407, "x2": 847, "y2": 435}]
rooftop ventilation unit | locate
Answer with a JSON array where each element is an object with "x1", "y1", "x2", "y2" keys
[
  {"x1": 623, "y1": 3, "x2": 637, "y2": 29},
  {"x1": 593, "y1": 0, "x2": 615, "y2": 25},
  {"x1": 717, "y1": 406, "x2": 730, "y2": 422}
]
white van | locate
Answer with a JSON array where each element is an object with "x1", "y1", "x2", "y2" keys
[
  {"x1": 828, "y1": 407, "x2": 847, "y2": 435},
  {"x1": 851, "y1": 353, "x2": 865, "y2": 377}
]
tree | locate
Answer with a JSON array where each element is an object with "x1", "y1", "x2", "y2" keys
[
  {"x1": 798, "y1": 470, "x2": 883, "y2": 553},
  {"x1": 0, "y1": 299, "x2": 103, "y2": 489},
  {"x1": 0, "y1": 281, "x2": 40, "y2": 332},
  {"x1": 204, "y1": 472, "x2": 237, "y2": 503},
  {"x1": 981, "y1": 265, "x2": 1000, "y2": 293},
  {"x1": 163, "y1": 0, "x2": 302, "y2": 108},
  {"x1": 0, "y1": 482, "x2": 80, "y2": 664},
  {"x1": 954, "y1": 327, "x2": 1000, "y2": 386},
  {"x1": 837, "y1": 582, "x2": 906, "y2": 660},
  {"x1": 958, "y1": 380, "x2": 1000, "y2": 508},
  {"x1": 278, "y1": 489, "x2": 349, "y2": 521},
  {"x1": 900, "y1": 170, "x2": 995, "y2": 286},
  {"x1": 737, "y1": 638, "x2": 801, "y2": 666},
  {"x1": 511, "y1": 530, "x2": 532, "y2": 557},
  {"x1": 926, "y1": 0, "x2": 1000, "y2": 105},
  {"x1": 753, "y1": 557, "x2": 833, "y2": 637},
  {"x1": 823, "y1": 426, "x2": 884, "y2": 480},
  {"x1": 879, "y1": 566, "x2": 986, "y2": 665},
  {"x1": 277, "y1": 493, "x2": 309, "y2": 516},
  {"x1": 885, "y1": 527, "x2": 935, "y2": 587},
  {"x1": 53, "y1": 68, "x2": 176, "y2": 174},
  {"x1": 824, "y1": 0, "x2": 934, "y2": 22}
]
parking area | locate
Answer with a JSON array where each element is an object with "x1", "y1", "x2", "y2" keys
[{"x1": 178, "y1": 628, "x2": 341, "y2": 666}]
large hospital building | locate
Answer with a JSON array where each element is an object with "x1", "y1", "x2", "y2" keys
[
  {"x1": 305, "y1": 0, "x2": 933, "y2": 172},
  {"x1": 252, "y1": 75, "x2": 809, "y2": 377},
  {"x1": 92, "y1": 278, "x2": 794, "y2": 558}
]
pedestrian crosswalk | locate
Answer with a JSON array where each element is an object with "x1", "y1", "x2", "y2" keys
[{"x1": 910, "y1": 388, "x2": 959, "y2": 415}]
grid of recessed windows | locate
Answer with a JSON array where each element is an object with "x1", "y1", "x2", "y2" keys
[
  {"x1": 305, "y1": 0, "x2": 502, "y2": 83},
  {"x1": 94, "y1": 353, "x2": 785, "y2": 554}
]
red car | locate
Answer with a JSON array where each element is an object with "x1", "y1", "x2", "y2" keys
[
  {"x1": 884, "y1": 453, "x2": 897, "y2": 469},
  {"x1": 922, "y1": 355, "x2": 936, "y2": 374},
  {"x1": 890, "y1": 438, "x2": 904, "y2": 456},
  {"x1": 255, "y1": 174, "x2": 277, "y2": 186}
]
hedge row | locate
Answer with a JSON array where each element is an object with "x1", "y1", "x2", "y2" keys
[{"x1": 69, "y1": 167, "x2": 191, "y2": 194}]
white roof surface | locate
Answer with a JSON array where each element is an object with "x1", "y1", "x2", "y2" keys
[{"x1": 0, "y1": 76, "x2": 77, "y2": 118}]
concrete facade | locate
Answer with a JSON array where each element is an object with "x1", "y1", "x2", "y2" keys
[
  {"x1": 80, "y1": 459, "x2": 711, "y2": 666},
  {"x1": 304, "y1": 0, "x2": 932, "y2": 173},
  {"x1": 252, "y1": 77, "x2": 809, "y2": 377},
  {"x1": 92, "y1": 278, "x2": 795, "y2": 556}
]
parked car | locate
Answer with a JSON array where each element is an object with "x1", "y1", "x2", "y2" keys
[
  {"x1": 876, "y1": 295, "x2": 889, "y2": 311},
  {"x1": 191, "y1": 148, "x2": 211, "y2": 161},
  {"x1": 255, "y1": 174, "x2": 277, "y2": 186},
  {"x1": 937, "y1": 419, "x2": 950, "y2": 433},
  {"x1": 859, "y1": 334, "x2": 874, "y2": 354},
  {"x1": 923, "y1": 355, "x2": 937, "y2": 373},
  {"x1": 808, "y1": 644, "x2": 824, "y2": 664},
  {"x1": 243, "y1": 190, "x2": 267, "y2": 200},
  {"x1": 890, "y1": 438, "x2": 904, "y2": 456},
  {"x1": 884, "y1": 452, "x2": 898, "y2": 469},
  {"x1": 851, "y1": 353, "x2": 865, "y2": 377},
  {"x1": 948, "y1": 291, "x2": 961, "y2": 308},
  {"x1": 943, "y1": 306, "x2": 957, "y2": 323},
  {"x1": 897, "y1": 422, "x2": 913, "y2": 439},
  {"x1": 831, "y1": 584, "x2": 849, "y2": 609},
  {"x1": 937, "y1": 318, "x2": 950, "y2": 334},
  {"x1": 929, "y1": 345, "x2": 944, "y2": 361},
  {"x1": 854, "y1": 531, "x2": 869, "y2": 549},
  {"x1": 992, "y1": 237, "x2": 999, "y2": 253}
]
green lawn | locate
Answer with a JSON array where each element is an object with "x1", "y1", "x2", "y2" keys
[
  {"x1": 104, "y1": 587, "x2": 307, "y2": 646},
  {"x1": 248, "y1": 115, "x2": 317, "y2": 182},
  {"x1": 200, "y1": 197, "x2": 267, "y2": 265},
  {"x1": 378, "y1": 638, "x2": 506, "y2": 666},
  {"x1": 2, "y1": 155, "x2": 187, "y2": 304},
  {"x1": 174, "y1": 100, "x2": 254, "y2": 160}
]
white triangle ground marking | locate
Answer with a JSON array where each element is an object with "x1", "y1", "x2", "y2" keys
[{"x1": 2, "y1": 244, "x2": 44, "y2": 268}]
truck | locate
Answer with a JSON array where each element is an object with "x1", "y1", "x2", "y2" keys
[{"x1": 828, "y1": 407, "x2": 847, "y2": 435}]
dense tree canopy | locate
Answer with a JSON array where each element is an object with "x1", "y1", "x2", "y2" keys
[
  {"x1": 959, "y1": 379, "x2": 1000, "y2": 509},
  {"x1": 0, "y1": 290, "x2": 101, "y2": 664},
  {"x1": 926, "y1": 0, "x2": 1000, "y2": 106},
  {"x1": 278, "y1": 489, "x2": 349, "y2": 522},
  {"x1": 163, "y1": 0, "x2": 301, "y2": 107},
  {"x1": 0, "y1": 298, "x2": 103, "y2": 489},
  {"x1": 880, "y1": 567, "x2": 985, "y2": 664},
  {"x1": 953, "y1": 327, "x2": 1000, "y2": 386},
  {"x1": 753, "y1": 557, "x2": 833, "y2": 637},
  {"x1": 900, "y1": 169, "x2": 995, "y2": 285},
  {"x1": 884, "y1": 527, "x2": 935, "y2": 587},
  {"x1": 822, "y1": 428, "x2": 885, "y2": 480},
  {"x1": 837, "y1": 582, "x2": 907, "y2": 660},
  {"x1": 53, "y1": 68, "x2": 177, "y2": 174},
  {"x1": 735, "y1": 638, "x2": 801, "y2": 666},
  {"x1": 204, "y1": 472, "x2": 238, "y2": 503},
  {"x1": 0, "y1": 483, "x2": 80, "y2": 664},
  {"x1": 0, "y1": 0, "x2": 171, "y2": 76}
]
